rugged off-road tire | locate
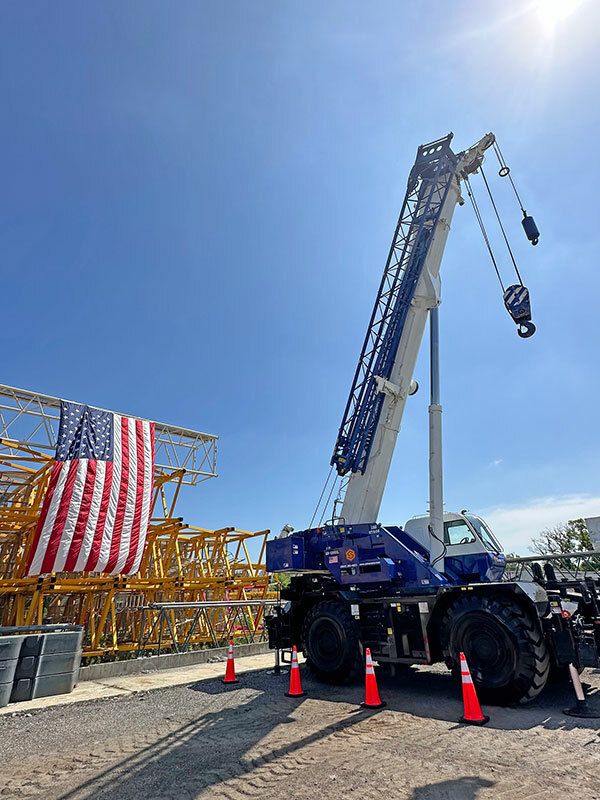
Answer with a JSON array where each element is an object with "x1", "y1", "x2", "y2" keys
[
  {"x1": 301, "y1": 599, "x2": 362, "y2": 684},
  {"x1": 440, "y1": 593, "x2": 550, "y2": 704}
]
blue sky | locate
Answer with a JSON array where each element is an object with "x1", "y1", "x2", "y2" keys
[{"x1": 2, "y1": 1, "x2": 599, "y2": 555}]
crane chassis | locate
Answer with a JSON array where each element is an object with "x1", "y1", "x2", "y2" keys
[
  {"x1": 268, "y1": 520, "x2": 600, "y2": 703},
  {"x1": 266, "y1": 133, "x2": 599, "y2": 704}
]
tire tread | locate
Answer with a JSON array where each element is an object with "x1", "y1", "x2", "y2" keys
[
  {"x1": 440, "y1": 593, "x2": 550, "y2": 704},
  {"x1": 301, "y1": 599, "x2": 362, "y2": 684}
]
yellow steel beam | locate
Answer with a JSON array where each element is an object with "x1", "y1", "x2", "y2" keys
[{"x1": 0, "y1": 442, "x2": 272, "y2": 657}]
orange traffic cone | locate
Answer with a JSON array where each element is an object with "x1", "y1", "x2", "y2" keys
[
  {"x1": 285, "y1": 646, "x2": 306, "y2": 697},
  {"x1": 362, "y1": 648, "x2": 385, "y2": 709},
  {"x1": 222, "y1": 640, "x2": 239, "y2": 684},
  {"x1": 458, "y1": 652, "x2": 489, "y2": 725}
]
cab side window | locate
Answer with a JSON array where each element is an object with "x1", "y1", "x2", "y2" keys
[{"x1": 444, "y1": 520, "x2": 476, "y2": 546}]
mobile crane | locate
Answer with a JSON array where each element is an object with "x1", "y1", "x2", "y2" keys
[{"x1": 266, "y1": 133, "x2": 600, "y2": 704}]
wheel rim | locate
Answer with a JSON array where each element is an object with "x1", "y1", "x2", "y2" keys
[
  {"x1": 308, "y1": 616, "x2": 344, "y2": 671},
  {"x1": 452, "y1": 611, "x2": 517, "y2": 689}
]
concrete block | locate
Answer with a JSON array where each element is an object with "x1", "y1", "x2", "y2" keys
[{"x1": 79, "y1": 641, "x2": 270, "y2": 682}]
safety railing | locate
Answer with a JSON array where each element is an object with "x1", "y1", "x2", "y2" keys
[
  {"x1": 136, "y1": 599, "x2": 280, "y2": 655},
  {"x1": 504, "y1": 550, "x2": 600, "y2": 582}
]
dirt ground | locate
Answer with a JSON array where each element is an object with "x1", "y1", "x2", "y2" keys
[{"x1": 1, "y1": 662, "x2": 600, "y2": 800}]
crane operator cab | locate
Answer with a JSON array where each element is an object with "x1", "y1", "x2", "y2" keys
[{"x1": 402, "y1": 512, "x2": 506, "y2": 584}]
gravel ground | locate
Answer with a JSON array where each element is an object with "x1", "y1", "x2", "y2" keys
[{"x1": 1, "y1": 663, "x2": 600, "y2": 800}]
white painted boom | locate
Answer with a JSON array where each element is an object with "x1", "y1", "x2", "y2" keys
[{"x1": 340, "y1": 134, "x2": 495, "y2": 529}]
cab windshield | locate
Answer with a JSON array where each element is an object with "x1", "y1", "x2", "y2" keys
[
  {"x1": 466, "y1": 515, "x2": 502, "y2": 554},
  {"x1": 443, "y1": 519, "x2": 476, "y2": 546}
]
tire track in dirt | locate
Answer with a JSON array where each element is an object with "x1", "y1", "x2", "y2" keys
[{"x1": 3, "y1": 670, "x2": 600, "y2": 800}]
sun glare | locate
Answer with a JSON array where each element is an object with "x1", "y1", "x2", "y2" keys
[{"x1": 535, "y1": 0, "x2": 587, "y2": 34}]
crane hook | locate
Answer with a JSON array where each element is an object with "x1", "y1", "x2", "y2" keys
[
  {"x1": 517, "y1": 321, "x2": 536, "y2": 338},
  {"x1": 503, "y1": 284, "x2": 536, "y2": 339}
]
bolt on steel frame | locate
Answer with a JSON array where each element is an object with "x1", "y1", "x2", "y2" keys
[{"x1": 0, "y1": 385, "x2": 273, "y2": 658}]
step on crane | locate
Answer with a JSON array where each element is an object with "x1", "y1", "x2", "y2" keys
[{"x1": 266, "y1": 133, "x2": 600, "y2": 705}]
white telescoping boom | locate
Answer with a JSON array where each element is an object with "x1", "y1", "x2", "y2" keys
[{"x1": 332, "y1": 133, "x2": 496, "y2": 567}]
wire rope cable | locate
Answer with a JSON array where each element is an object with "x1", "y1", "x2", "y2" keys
[
  {"x1": 480, "y1": 164, "x2": 524, "y2": 286},
  {"x1": 464, "y1": 176, "x2": 505, "y2": 293},
  {"x1": 309, "y1": 464, "x2": 335, "y2": 529},
  {"x1": 318, "y1": 473, "x2": 340, "y2": 527},
  {"x1": 331, "y1": 475, "x2": 350, "y2": 524},
  {"x1": 493, "y1": 140, "x2": 526, "y2": 213}
]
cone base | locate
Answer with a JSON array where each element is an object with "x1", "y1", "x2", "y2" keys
[
  {"x1": 564, "y1": 705, "x2": 600, "y2": 718},
  {"x1": 285, "y1": 690, "x2": 307, "y2": 698},
  {"x1": 222, "y1": 678, "x2": 239, "y2": 684},
  {"x1": 361, "y1": 700, "x2": 386, "y2": 710},
  {"x1": 459, "y1": 715, "x2": 489, "y2": 726}
]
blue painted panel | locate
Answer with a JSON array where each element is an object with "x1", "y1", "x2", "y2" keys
[
  {"x1": 266, "y1": 535, "x2": 307, "y2": 572},
  {"x1": 266, "y1": 523, "x2": 449, "y2": 591},
  {"x1": 444, "y1": 552, "x2": 506, "y2": 584}
]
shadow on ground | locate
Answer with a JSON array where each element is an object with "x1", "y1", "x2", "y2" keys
[
  {"x1": 54, "y1": 677, "x2": 377, "y2": 800},
  {"x1": 51, "y1": 664, "x2": 600, "y2": 800},
  {"x1": 408, "y1": 777, "x2": 495, "y2": 800},
  {"x1": 367, "y1": 663, "x2": 600, "y2": 733}
]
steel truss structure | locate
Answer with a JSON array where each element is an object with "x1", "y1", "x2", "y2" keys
[
  {"x1": 331, "y1": 136, "x2": 457, "y2": 476},
  {"x1": 0, "y1": 385, "x2": 273, "y2": 658},
  {"x1": 137, "y1": 600, "x2": 280, "y2": 655},
  {"x1": 0, "y1": 384, "x2": 217, "y2": 487}
]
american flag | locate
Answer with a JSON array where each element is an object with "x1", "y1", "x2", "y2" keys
[{"x1": 26, "y1": 401, "x2": 155, "y2": 576}]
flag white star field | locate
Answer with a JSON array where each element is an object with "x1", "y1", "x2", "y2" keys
[{"x1": 26, "y1": 401, "x2": 155, "y2": 576}]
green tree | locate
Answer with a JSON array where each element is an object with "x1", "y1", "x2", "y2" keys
[
  {"x1": 271, "y1": 572, "x2": 291, "y2": 590},
  {"x1": 530, "y1": 518, "x2": 594, "y2": 556}
]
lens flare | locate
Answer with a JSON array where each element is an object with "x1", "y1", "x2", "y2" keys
[{"x1": 535, "y1": 0, "x2": 587, "y2": 34}]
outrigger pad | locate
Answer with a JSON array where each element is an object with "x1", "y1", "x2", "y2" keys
[{"x1": 564, "y1": 702, "x2": 600, "y2": 719}]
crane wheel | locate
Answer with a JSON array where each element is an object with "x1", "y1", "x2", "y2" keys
[
  {"x1": 301, "y1": 599, "x2": 362, "y2": 684},
  {"x1": 440, "y1": 593, "x2": 550, "y2": 704}
]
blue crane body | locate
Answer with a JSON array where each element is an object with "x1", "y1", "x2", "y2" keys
[
  {"x1": 267, "y1": 522, "x2": 506, "y2": 590},
  {"x1": 266, "y1": 133, "x2": 600, "y2": 704}
]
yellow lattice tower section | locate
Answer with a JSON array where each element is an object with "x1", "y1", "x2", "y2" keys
[{"x1": 0, "y1": 386, "x2": 272, "y2": 658}]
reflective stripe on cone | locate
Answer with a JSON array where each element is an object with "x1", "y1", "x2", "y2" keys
[
  {"x1": 285, "y1": 645, "x2": 306, "y2": 698},
  {"x1": 458, "y1": 652, "x2": 489, "y2": 725},
  {"x1": 222, "y1": 639, "x2": 239, "y2": 684},
  {"x1": 362, "y1": 648, "x2": 385, "y2": 709}
]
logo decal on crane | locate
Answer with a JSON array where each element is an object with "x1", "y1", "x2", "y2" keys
[{"x1": 345, "y1": 548, "x2": 356, "y2": 561}]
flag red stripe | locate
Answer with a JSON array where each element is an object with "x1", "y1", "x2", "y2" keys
[
  {"x1": 123, "y1": 420, "x2": 146, "y2": 574},
  {"x1": 131, "y1": 421, "x2": 156, "y2": 573},
  {"x1": 26, "y1": 461, "x2": 63, "y2": 574},
  {"x1": 29, "y1": 406, "x2": 156, "y2": 577},
  {"x1": 105, "y1": 417, "x2": 130, "y2": 573},
  {"x1": 84, "y1": 461, "x2": 114, "y2": 572},
  {"x1": 40, "y1": 459, "x2": 80, "y2": 574},
  {"x1": 63, "y1": 461, "x2": 97, "y2": 572},
  {"x1": 150, "y1": 423, "x2": 155, "y2": 511}
]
